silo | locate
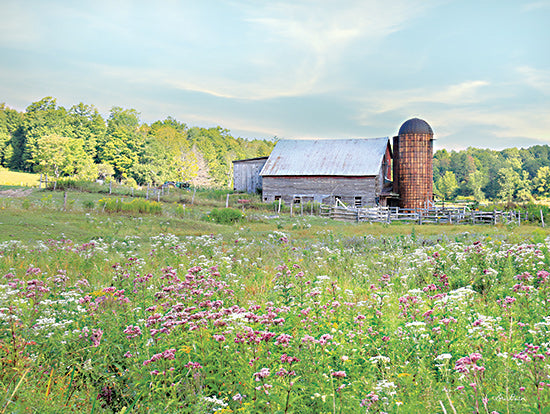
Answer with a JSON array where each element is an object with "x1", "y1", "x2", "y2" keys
[{"x1": 394, "y1": 118, "x2": 434, "y2": 209}]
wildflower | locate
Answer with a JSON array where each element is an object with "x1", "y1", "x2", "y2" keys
[
  {"x1": 280, "y1": 354, "x2": 300, "y2": 364},
  {"x1": 369, "y1": 355, "x2": 390, "y2": 365},
  {"x1": 253, "y1": 368, "x2": 270, "y2": 381},
  {"x1": 184, "y1": 361, "x2": 203, "y2": 370},
  {"x1": 276, "y1": 368, "x2": 296, "y2": 377},
  {"x1": 275, "y1": 333, "x2": 292, "y2": 346},
  {"x1": 123, "y1": 325, "x2": 142, "y2": 339},
  {"x1": 91, "y1": 328, "x2": 103, "y2": 347},
  {"x1": 331, "y1": 371, "x2": 346, "y2": 378}
]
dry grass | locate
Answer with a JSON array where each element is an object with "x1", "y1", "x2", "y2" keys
[{"x1": 0, "y1": 170, "x2": 40, "y2": 187}]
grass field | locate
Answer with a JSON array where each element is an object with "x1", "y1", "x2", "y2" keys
[
  {"x1": 0, "y1": 169, "x2": 40, "y2": 187},
  {"x1": 1, "y1": 185, "x2": 550, "y2": 413}
]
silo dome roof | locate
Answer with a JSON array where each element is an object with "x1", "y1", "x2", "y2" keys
[{"x1": 398, "y1": 118, "x2": 433, "y2": 135}]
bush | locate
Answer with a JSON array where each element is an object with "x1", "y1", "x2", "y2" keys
[
  {"x1": 82, "y1": 200, "x2": 95, "y2": 210},
  {"x1": 97, "y1": 198, "x2": 162, "y2": 214},
  {"x1": 207, "y1": 208, "x2": 243, "y2": 224}
]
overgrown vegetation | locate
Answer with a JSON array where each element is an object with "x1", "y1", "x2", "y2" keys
[
  {"x1": 1, "y1": 197, "x2": 550, "y2": 412},
  {"x1": 206, "y1": 207, "x2": 244, "y2": 224}
]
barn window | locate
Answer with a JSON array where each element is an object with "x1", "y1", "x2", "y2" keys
[
  {"x1": 354, "y1": 197, "x2": 362, "y2": 207},
  {"x1": 274, "y1": 196, "x2": 281, "y2": 200}
]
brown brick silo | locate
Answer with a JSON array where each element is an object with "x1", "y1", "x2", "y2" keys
[{"x1": 394, "y1": 118, "x2": 434, "y2": 209}]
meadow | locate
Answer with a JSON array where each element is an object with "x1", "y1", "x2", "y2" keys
[{"x1": 1, "y1": 185, "x2": 550, "y2": 413}]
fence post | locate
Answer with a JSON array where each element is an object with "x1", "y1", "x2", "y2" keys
[
  {"x1": 278, "y1": 198, "x2": 281, "y2": 214},
  {"x1": 541, "y1": 209, "x2": 545, "y2": 228},
  {"x1": 226, "y1": 193, "x2": 229, "y2": 208},
  {"x1": 63, "y1": 191, "x2": 67, "y2": 211}
]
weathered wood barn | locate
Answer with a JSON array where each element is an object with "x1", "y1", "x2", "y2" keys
[
  {"x1": 260, "y1": 137, "x2": 393, "y2": 207},
  {"x1": 232, "y1": 118, "x2": 434, "y2": 209}
]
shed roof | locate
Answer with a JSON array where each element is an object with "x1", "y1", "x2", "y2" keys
[
  {"x1": 260, "y1": 137, "x2": 390, "y2": 176},
  {"x1": 232, "y1": 156, "x2": 269, "y2": 164}
]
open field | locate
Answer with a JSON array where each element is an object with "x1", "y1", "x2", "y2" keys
[
  {"x1": 1, "y1": 186, "x2": 550, "y2": 413},
  {"x1": 0, "y1": 170, "x2": 40, "y2": 187}
]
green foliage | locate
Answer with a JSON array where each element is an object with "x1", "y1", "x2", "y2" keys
[
  {"x1": 206, "y1": 207, "x2": 243, "y2": 224},
  {"x1": 436, "y1": 171, "x2": 458, "y2": 200},
  {"x1": 82, "y1": 199, "x2": 95, "y2": 210},
  {"x1": 0, "y1": 98, "x2": 276, "y2": 187},
  {"x1": 434, "y1": 145, "x2": 550, "y2": 202},
  {"x1": 98, "y1": 197, "x2": 162, "y2": 214}
]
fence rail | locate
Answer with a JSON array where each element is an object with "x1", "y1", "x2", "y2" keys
[{"x1": 328, "y1": 205, "x2": 528, "y2": 225}]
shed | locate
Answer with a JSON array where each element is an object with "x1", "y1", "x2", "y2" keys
[{"x1": 232, "y1": 156, "x2": 269, "y2": 193}]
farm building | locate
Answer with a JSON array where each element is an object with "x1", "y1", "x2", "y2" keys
[
  {"x1": 232, "y1": 156, "x2": 268, "y2": 193},
  {"x1": 233, "y1": 118, "x2": 434, "y2": 210}
]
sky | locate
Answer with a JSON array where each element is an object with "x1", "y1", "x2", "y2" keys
[{"x1": 0, "y1": 0, "x2": 549, "y2": 151}]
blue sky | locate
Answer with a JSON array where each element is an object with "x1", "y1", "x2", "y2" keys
[{"x1": 1, "y1": 0, "x2": 549, "y2": 150}]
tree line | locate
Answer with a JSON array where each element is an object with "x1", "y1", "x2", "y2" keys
[
  {"x1": 0, "y1": 97, "x2": 274, "y2": 187},
  {"x1": 434, "y1": 146, "x2": 550, "y2": 202}
]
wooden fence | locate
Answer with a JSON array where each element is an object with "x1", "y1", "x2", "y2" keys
[{"x1": 328, "y1": 205, "x2": 529, "y2": 225}]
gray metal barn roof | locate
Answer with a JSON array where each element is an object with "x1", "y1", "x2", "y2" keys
[{"x1": 260, "y1": 137, "x2": 390, "y2": 176}]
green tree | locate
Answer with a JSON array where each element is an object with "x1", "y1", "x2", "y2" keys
[
  {"x1": 97, "y1": 107, "x2": 144, "y2": 179},
  {"x1": 436, "y1": 171, "x2": 459, "y2": 200},
  {"x1": 33, "y1": 134, "x2": 91, "y2": 179},
  {"x1": 465, "y1": 170, "x2": 487, "y2": 201},
  {"x1": 19, "y1": 97, "x2": 70, "y2": 171},
  {"x1": 533, "y1": 166, "x2": 550, "y2": 198},
  {"x1": 497, "y1": 168, "x2": 533, "y2": 202},
  {"x1": 67, "y1": 103, "x2": 106, "y2": 159},
  {"x1": 0, "y1": 104, "x2": 22, "y2": 167}
]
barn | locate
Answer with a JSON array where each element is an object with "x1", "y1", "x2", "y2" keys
[
  {"x1": 233, "y1": 118, "x2": 434, "y2": 210},
  {"x1": 260, "y1": 137, "x2": 393, "y2": 207}
]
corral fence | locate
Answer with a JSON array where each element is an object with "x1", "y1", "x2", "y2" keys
[{"x1": 326, "y1": 205, "x2": 529, "y2": 225}]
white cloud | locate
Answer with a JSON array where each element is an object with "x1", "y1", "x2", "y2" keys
[
  {"x1": 522, "y1": 1, "x2": 550, "y2": 12},
  {"x1": 164, "y1": 0, "x2": 437, "y2": 100},
  {"x1": 355, "y1": 80, "x2": 491, "y2": 120},
  {"x1": 516, "y1": 66, "x2": 550, "y2": 95}
]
